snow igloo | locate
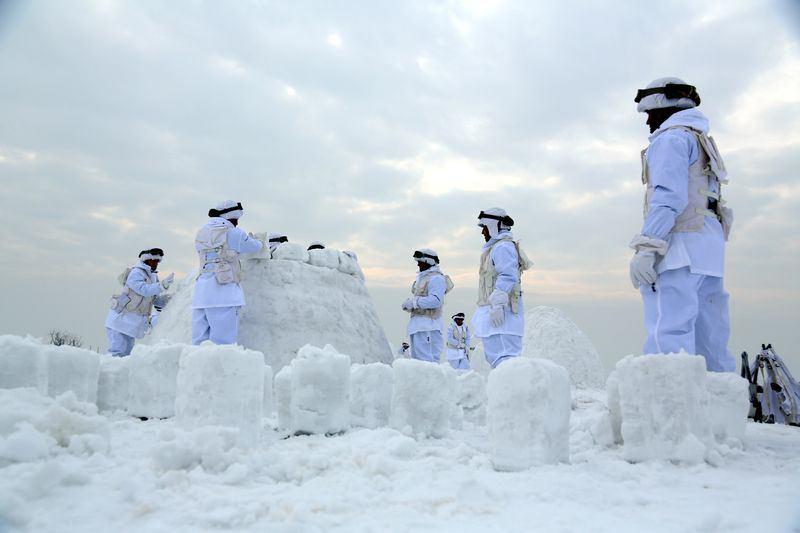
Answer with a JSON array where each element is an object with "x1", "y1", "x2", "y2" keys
[{"x1": 147, "y1": 243, "x2": 393, "y2": 370}]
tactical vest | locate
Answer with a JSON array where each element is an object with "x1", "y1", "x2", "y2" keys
[
  {"x1": 109, "y1": 266, "x2": 156, "y2": 316},
  {"x1": 477, "y1": 235, "x2": 532, "y2": 313},
  {"x1": 195, "y1": 224, "x2": 241, "y2": 284},
  {"x1": 642, "y1": 126, "x2": 728, "y2": 235},
  {"x1": 410, "y1": 270, "x2": 454, "y2": 320}
]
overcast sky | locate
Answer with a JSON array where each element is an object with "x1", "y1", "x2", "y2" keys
[{"x1": 1, "y1": 0, "x2": 798, "y2": 372}]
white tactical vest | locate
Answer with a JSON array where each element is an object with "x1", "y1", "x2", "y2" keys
[
  {"x1": 410, "y1": 271, "x2": 454, "y2": 320},
  {"x1": 642, "y1": 126, "x2": 729, "y2": 235},
  {"x1": 477, "y1": 236, "x2": 532, "y2": 313},
  {"x1": 109, "y1": 266, "x2": 156, "y2": 316},
  {"x1": 195, "y1": 224, "x2": 241, "y2": 284},
  {"x1": 448, "y1": 325, "x2": 467, "y2": 349}
]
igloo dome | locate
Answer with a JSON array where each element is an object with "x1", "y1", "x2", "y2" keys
[
  {"x1": 147, "y1": 243, "x2": 393, "y2": 370},
  {"x1": 522, "y1": 306, "x2": 605, "y2": 389}
]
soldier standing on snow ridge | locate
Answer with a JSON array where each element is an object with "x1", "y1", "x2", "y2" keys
[
  {"x1": 629, "y1": 77, "x2": 735, "y2": 372},
  {"x1": 192, "y1": 200, "x2": 264, "y2": 345}
]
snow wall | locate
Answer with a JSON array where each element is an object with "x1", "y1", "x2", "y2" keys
[{"x1": 147, "y1": 246, "x2": 393, "y2": 370}]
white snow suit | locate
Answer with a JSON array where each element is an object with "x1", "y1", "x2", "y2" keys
[
  {"x1": 446, "y1": 322, "x2": 471, "y2": 370},
  {"x1": 105, "y1": 261, "x2": 165, "y2": 356},
  {"x1": 471, "y1": 231, "x2": 524, "y2": 368},
  {"x1": 192, "y1": 217, "x2": 263, "y2": 345},
  {"x1": 638, "y1": 108, "x2": 734, "y2": 372},
  {"x1": 406, "y1": 266, "x2": 446, "y2": 363}
]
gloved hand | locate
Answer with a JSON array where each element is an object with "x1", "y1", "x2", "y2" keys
[
  {"x1": 629, "y1": 251, "x2": 657, "y2": 289},
  {"x1": 401, "y1": 297, "x2": 417, "y2": 312},
  {"x1": 489, "y1": 289, "x2": 509, "y2": 328},
  {"x1": 161, "y1": 273, "x2": 175, "y2": 290}
]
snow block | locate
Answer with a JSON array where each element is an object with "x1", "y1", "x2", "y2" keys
[
  {"x1": 308, "y1": 248, "x2": 341, "y2": 269},
  {"x1": 523, "y1": 306, "x2": 605, "y2": 389},
  {"x1": 605, "y1": 370, "x2": 623, "y2": 444},
  {"x1": 457, "y1": 371, "x2": 487, "y2": 424},
  {"x1": 263, "y1": 364, "x2": 274, "y2": 417},
  {"x1": 0, "y1": 335, "x2": 48, "y2": 393},
  {"x1": 290, "y1": 344, "x2": 350, "y2": 435},
  {"x1": 705, "y1": 372, "x2": 749, "y2": 444},
  {"x1": 611, "y1": 352, "x2": 712, "y2": 463},
  {"x1": 175, "y1": 343, "x2": 265, "y2": 447},
  {"x1": 337, "y1": 251, "x2": 365, "y2": 280},
  {"x1": 128, "y1": 343, "x2": 183, "y2": 419},
  {"x1": 350, "y1": 363, "x2": 394, "y2": 429},
  {"x1": 272, "y1": 242, "x2": 309, "y2": 262},
  {"x1": 274, "y1": 366, "x2": 292, "y2": 430},
  {"x1": 45, "y1": 345, "x2": 99, "y2": 404},
  {"x1": 487, "y1": 358, "x2": 571, "y2": 471},
  {"x1": 390, "y1": 359, "x2": 454, "y2": 438},
  {"x1": 96, "y1": 355, "x2": 130, "y2": 412}
]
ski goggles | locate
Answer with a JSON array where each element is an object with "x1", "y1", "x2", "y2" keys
[
  {"x1": 269, "y1": 236, "x2": 288, "y2": 243},
  {"x1": 634, "y1": 83, "x2": 701, "y2": 106},
  {"x1": 208, "y1": 202, "x2": 244, "y2": 217},
  {"x1": 477, "y1": 211, "x2": 514, "y2": 227},
  {"x1": 412, "y1": 250, "x2": 439, "y2": 263}
]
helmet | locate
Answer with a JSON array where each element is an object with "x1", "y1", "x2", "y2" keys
[{"x1": 635, "y1": 77, "x2": 700, "y2": 113}]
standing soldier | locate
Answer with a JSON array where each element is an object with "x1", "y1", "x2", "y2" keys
[
  {"x1": 192, "y1": 200, "x2": 264, "y2": 345},
  {"x1": 106, "y1": 248, "x2": 174, "y2": 356},
  {"x1": 472, "y1": 208, "x2": 532, "y2": 368},
  {"x1": 446, "y1": 312, "x2": 472, "y2": 370},
  {"x1": 401, "y1": 248, "x2": 453, "y2": 363},
  {"x1": 630, "y1": 78, "x2": 734, "y2": 372}
]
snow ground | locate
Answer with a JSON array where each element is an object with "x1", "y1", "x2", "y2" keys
[{"x1": 1, "y1": 388, "x2": 798, "y2": 533}]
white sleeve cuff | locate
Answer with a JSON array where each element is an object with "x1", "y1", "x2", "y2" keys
[{"x1": 629, "y1": 234, "x2": 669, "y2": 255}]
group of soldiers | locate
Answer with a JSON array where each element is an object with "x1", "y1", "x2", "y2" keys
[{"x1": 104, "y1": 77, "x2": 736, "y2": 375}]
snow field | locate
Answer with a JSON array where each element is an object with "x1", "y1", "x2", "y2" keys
[
  {"x1": 609, "y1": 352, "x2": 714, "y2": 463},
  {"x1": 523, "y1": 306, "x2": 605, "y2": 389},
  {"x1": 127, "y1": 343, "x2": 183, "y2": 419},
  {"x1": 174, "y1": 343, "x2": 265, "y2": 447},
  {"x1": 274, "y1": 366, "x2": 292, "y2": 430},
  {"x1": 390, "y1": 359, "x2": 456, "y2": 438},
  {"x1": 262, "y1": 364, "x2": 274, "y2": 416},
  {"x1": 96, "y1": 355, "x2": 130, "y2": 412},
  {"x1": 290, "y1": 344, "x2": 351, "y2": 435},
  {"x1": 350, "y1": 362, "x2": 393, "y2": 429},
  {"x1": 487, "y1": 357, "x2": 571, "y2": 471},
  {"x1": 0, "y1": 335, "x2": 48, "y2": 393},
  {"x1": 456, "y1": 371, "x2": 487, "y2": 424},
  {"x1": 45, "y1": 345, "x2": 99, "y2": 404},
  {"x1": 704, "y1": 372, "x2": 749, "y2": 444},
  {"x1": 271, "y1": 242, "x2": 309, "y2": 262}
]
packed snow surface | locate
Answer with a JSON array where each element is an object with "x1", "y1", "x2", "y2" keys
[
  {"x1": 487, "y1": 358, "x2": 571, "y2": 470},
  {"x1": 289, "y1": 344, "x2": 350, "y2": 435},
  {"x1": 390, "y1": 359, "x2": 456, "y2": 438},
  {"x1": 127, "y1": 343, "x2": 182, "y2": 419},
  {"x1": 96, "y1": 356, "x2": 130, "y2": 413},
  {"x1": 350, "y1": 362, "x2": 394, "y2": 429},
  {"x1": 147, "y1": 252, "x2": 392, "y2": 369},
  {"x1": 523, "y1": 306, "x2": 605, "y2": 388}
]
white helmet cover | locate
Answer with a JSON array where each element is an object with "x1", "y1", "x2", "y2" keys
[
  {"x1": 413, "y1": 247, "x2": 439, "y2": 266},
  {"x1": 209, "y1": 200, "x2": 244, "y2": 220},
  {"x1": 477, "y1": 207, "x2": 514, "y2": 237},
  {"x1": 636, "y1": 77, "x2": 700, "y2": 113}
]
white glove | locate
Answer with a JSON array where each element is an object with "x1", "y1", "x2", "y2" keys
[
  {"x1": 401, "y1": 297, "x2": 417, "y2": 312},
  {"x1": 489, "y1": 289, "x2": 509, "y2": 328},
  {"x1": 629, "y1": 252, "x2": 656, "y2": 289},
  {"x1": 161, "y1": 273, "x2": 175, "y2": 290}
]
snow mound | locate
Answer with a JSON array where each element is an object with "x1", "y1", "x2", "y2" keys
[
  {"x1": 704, "y1": 372, "x2": 749, "y2": 444},
  {"x1": 390, "y1": 359, "x2": 454, "y2": 438},
  {"x1": 174, "y1": 343, "x2": 265, "y2": 447},
  {"x1": 0, "y1": 335, "x2": 48, "y2": 393},
  {"x1": 308, "y1": 248, "x2": 340, "y2": 269},
  {"x1": 608, "y1": 352, "x2": 713, "y2": 463},
  {"x1": 522, "y1": 306, "x2": 605, "y2": 389},
  {"x1": 457, "y1": 371, "x2": 487, "y2": 424},
  {"x1": 45, "y1": 345, "x2": 99, "y2": 404},
  {"x1": 128, "y1": 343, "x2": 183, "y2": 419},
  {"x1": 274, "y1": 366, "x2": 292, "y2": 430},
  {"x1": 290, "y1": 344, "x2": 350, "y2": 435},
  {"x1": 487, "y1": 358, "x2": 571, "y2": 470},
  {"x1": 350, "y1": 363, "x2": 394, "y2": 429},
  {"x1": 0, "y1": 388, "x2": 109, "y2": 465},
  {"x1": 272, "y1": 242, "x2": 309, "y2": 262},
  {"x1": 150, "y1": 425, "x2": 243, "y2": 474},
  {"x1": 96, "y1": 356, "x2": 130, "y2": 412},
  {"x1": 148, "y1": 251, "x2": 392, "y2": 370}
]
